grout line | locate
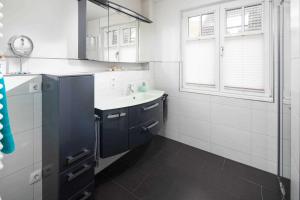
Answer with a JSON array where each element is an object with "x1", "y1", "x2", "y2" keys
[
  {"x1": 111, "y1": 179, "x2": 141, "y2": 200},
  {"x1": 132, "y1": 173, "x2": 151, "y2": 192},
  {"x1": 0, "y1": 163, "x2": 34, "y2": 179},
  {"x1": 240, "y1": 177, "x2": 263, "y2": 187}
]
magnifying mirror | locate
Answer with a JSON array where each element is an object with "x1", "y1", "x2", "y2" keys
[
  {"x1": 9, "y1": 35, "x2": 34, "y2": 57},
  {"x1": 8, "y1": 35, "x2": 34, "y2": 74}
]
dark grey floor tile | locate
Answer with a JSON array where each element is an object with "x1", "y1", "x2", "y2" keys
[
  {"x1": 133, "y1": 167, "x2": 176, "y2": 200},
  {"x1": 95, "y1": 136, "x2": 287, "y2": 200},
  {"x1": 95, "y1": 174, "x2": 138, "y2": 200},
  {"x1": 223, "y1": 160, "x2": 280, "y2": 193},
  {"x1": 261, "y1": 188, "x2": 282, "y2": 200}
]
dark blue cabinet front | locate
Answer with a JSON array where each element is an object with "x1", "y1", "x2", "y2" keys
[{"x1": 96, "y1": 97, "x2": 163, "y2": 158}]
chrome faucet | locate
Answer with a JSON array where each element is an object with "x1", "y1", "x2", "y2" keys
[{"x1": 128, "y1": 84, "x2": 135, "y2": 95}]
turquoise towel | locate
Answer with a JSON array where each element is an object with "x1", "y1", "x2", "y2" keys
[{"x1": 0, "y1": 76, "x2": 15, "y2": 154}]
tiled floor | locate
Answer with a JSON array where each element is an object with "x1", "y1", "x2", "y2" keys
[{"x1": 95, "y1": 136, "x2": 290, "y2": 200}]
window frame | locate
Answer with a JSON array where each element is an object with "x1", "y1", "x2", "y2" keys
[
  {"x1": 181, "y1": 5, "x2": 220, "y2": 93},
  {"x1": 180, "y1": 0, "x2": 274, "y2": 102}
]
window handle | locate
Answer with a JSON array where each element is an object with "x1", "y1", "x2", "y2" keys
[{"x1": 220, "y1": 46, "x2": 225, "y2": 56}]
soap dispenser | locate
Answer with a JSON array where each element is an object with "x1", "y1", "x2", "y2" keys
[{"x1": 138, "y1": 82, "x2": 148, "y2": 92}]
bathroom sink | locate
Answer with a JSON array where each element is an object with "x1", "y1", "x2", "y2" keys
[{"x1": 95, "y1": 90, "x2": 165, "y2": 110}]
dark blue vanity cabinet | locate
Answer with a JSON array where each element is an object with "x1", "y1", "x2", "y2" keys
[
  {"x1": 129, "y1": 98, "x2": 163, "y2": 148},
  {"x1": 95, "y1": 96, "x2": 163, "y2": 158},
  {"x1": 42, "y1": 74, "x2": 95, "y2": 200},
  {"x1": 97, "y1": 108, "x2": 129, "y2": 158}
]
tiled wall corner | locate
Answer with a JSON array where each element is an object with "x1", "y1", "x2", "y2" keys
[{"x1": 0, "y1": 75, "x2": 42, "y2": 200}]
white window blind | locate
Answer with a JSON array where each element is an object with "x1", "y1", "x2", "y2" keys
[
  {"x1": 222, "y1": 2, "x2": 266, "y2": 92},
  {"x1": 181, "y1": 0, "x2": 272, "y2": 101},
  {"x1": 183, "y1": 7, "x2": 218, "y2": 88},
  {"x1": 184, "y1": 39, "x2": 216, "y2": 85},
  {"x1": 223, "y1": 35, "x2": 265, "y2": 90}
]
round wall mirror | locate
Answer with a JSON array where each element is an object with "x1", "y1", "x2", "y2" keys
[{"x1": 9, "y1": 35, "x2": 34, "y2": 57}]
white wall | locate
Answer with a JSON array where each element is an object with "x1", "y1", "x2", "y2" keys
[
  {"x1": 1, "y1": 0, "x2": 78, "y2": 59},
  {"x1": 151, "y1": 0, "x2": 291, "y2": 175},
  {"x1": 0, "y1": 0, "x2": 152, "y2": 200},
  {"x1": 290, "y1": 0, "x2": 300, "y2": 197}
]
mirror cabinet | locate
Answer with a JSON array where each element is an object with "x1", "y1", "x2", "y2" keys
[{"x1": 80, "y1": 0, "x2": 152, "y2": 63}]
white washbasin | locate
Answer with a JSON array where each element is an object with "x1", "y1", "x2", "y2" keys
[{"x1": 95, "y1": 90, "x2": 165, "y2": 110}]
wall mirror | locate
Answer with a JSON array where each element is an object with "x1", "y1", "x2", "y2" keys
[
  {"x1": 85, "y1": 0, "x2": 109, "y2": 61},
  {"x1": 107, "y1": 8, "x2": 139, "y2": 62},
  {"x1": 80, "y1": 0, "x2": 153, "y2": 63}
]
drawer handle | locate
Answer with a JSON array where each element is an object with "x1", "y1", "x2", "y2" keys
[
  {"x1": 143, "y1": 103, "x2": 159, "y2": 111},
  {"x1": 67, "y1": 164, "x2": 92, "y2": 182},
  {"x1": 107, "y1": 113, "x2": 120, "y2": 119},
  {"x1": 120, "y1": 112, "x2": 127, "y2": 117},
  {"x1": 78, "y1": 191, "x2": 92, "y2": 200},
  {"x1": 142, "y1": 121, "x2": 159, "y2": 131},
  {"x1": 67, "y1": 149, "x2": 90, "y2": 165}
]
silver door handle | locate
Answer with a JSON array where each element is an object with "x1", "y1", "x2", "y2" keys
[
  {"x1": 107, "y1": 113, "x2": 120, "y2": 119},
  {"x1": 143, "y1": 103, "x2": 159, "y2": 111}
]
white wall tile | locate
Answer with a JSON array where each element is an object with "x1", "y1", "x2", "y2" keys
[
  {"x1": 178, "y1": 118, "x2": 210, "y2": 142},
  {"x1": 250, "y1": 133, "x2": 277, "y2": 162},
  {"x1": 251, "y1": 110, "x2": 278, "y2": 137},
  {"x1": 250, "y1": 156, "x2": 277, "y2": 174},
  {"x1": 211, "y1": 103, "x2": 251, "y2": 132},
  {"x1": 153, "y1": 62, "x2": 180, "y2": 97},
  {"x1": 0, "y1": 130, "x2": 34, "y2": 178},
  {"x1": 179, "y1": 134, "x2": 210, "y2": 152},
  {"x1": 0, "y1": 165, "x2": 34, "y2": 200},
  {"x1": 211, "y1": 125, "x2": 251, "y2": 154},
  {"x1": 7, "y1": 94, "x2": 34, "y2": 134},
  {"x1": 178, "y1": 97, "x2": 210, "y2": 122}
]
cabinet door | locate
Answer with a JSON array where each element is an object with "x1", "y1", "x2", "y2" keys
[
  {"x1": 129, "y1": 120, "x2": 161, "y2": 148},
  {"x1": 129, "y1": 98, "x2": 163, "y2": 127},
  {"x1": 100, "y1": 108, "x2": 129, "y2": 158},
  {"x1": 59, "y1": 76, "x2": 95, "y2": 171}
]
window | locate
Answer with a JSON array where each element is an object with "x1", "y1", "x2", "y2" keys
[
  {"x1": 181, "y1": 0, "x2": 272, "y2": 101},
  {"x1": 182, "y1": 6, "x2": 219, "y2": 88}
]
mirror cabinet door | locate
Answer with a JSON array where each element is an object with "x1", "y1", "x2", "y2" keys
[
  {"x1": 108, "y1": 8, "x2": 139, "y2": 63},
  {"x1": 86, "y1": 0, "x2": 109, "y2": 61}
]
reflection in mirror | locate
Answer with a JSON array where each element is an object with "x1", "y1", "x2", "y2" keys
[
  {"x1": 107, "y1": 8, "x2": 139, "y2": 63},
  {"x1": 86, "y1": 1, "x2": 109, "y2": 61}
]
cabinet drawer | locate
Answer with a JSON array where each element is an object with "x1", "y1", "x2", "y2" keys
[
  {"x1": 129, "y1": 98, "x2": 163, "y2": 127},
  {"x1": 68, "y1": 182, "x2": 94, "y2": 200},
  {"x1": 129, "y1": 120, "x2": 161, "y2": 148},
  {"x1": 60, "y1": 157, "x2": 95, "y2": 200},
  {"x1": 100, "y1": 108, "x2": 129, "y2": 158}
]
